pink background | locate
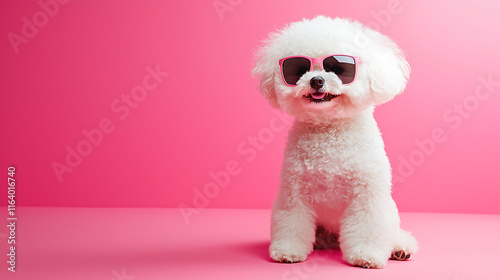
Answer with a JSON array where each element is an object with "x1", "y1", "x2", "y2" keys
[{"x1": 1, "y1": 0, "x2": 499, "y2": 214}]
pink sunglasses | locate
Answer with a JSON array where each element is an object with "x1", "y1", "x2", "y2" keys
[{"x1": 278, "y1": 55, "x2": 362, "y2": 86}]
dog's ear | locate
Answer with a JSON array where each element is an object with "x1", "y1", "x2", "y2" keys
[
  {"x1": 252, "y1": 52, "x2": 279, "y2": 109},
  {"x1": 364, "y1": 29, "x2": 410, "y2": 105}
]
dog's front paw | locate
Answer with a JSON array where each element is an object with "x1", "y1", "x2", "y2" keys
[
  {"x1": 343, "y1": 248, "x2": 388, "y2": 269},
  {"x1": 270, "y1": 249, "x2": 307, "y2": 263},
  {"x1": 269, "y1": 243, "x2": 309, "y2": 263}
]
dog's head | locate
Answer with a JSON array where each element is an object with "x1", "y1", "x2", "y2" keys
[{"x1": 252, "y1": 16, "x2": 410, "y2": 123}]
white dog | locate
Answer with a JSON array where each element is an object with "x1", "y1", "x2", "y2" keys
[{"x1": 252, "y1": 16, "x2": 418, "y2": 268}]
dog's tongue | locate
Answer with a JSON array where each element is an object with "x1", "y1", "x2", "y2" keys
[{"x1": 311, "y1": 92, "x2": 326, "y2": 99}]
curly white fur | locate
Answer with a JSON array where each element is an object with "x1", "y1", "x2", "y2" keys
[{"x1": 252, "y1": 16, "x2": 418, "y2": 268}]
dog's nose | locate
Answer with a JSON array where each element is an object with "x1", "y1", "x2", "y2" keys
[{"x1": 310, "y1": 76, "x2": 325, "y2": 90}]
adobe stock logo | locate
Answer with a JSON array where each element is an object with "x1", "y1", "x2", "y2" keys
[
  {"x1": 7, "y1": 0, "x2": 71, "y2": 54},
  {"x1": 111, "y1": 267, "x2": 135, "y2": 280},
  {"x1": 213, "y1": 0, "x2": 243, "y2": 21},
  {"x1": 178, "y1": 109, "x2": 293, "y2": 224},
  {"x1": 340, "y1": 0, "x2": 414, "y2": 53},
  {"x1": 393, "y1": 74, "x2": 499, "y2": 184},
  {"x1": 51, "y1": 65, "x2": 169, "y2": 182}
]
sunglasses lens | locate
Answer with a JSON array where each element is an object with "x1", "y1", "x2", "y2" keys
[
  {"x1": 323, "y1": 56, "x2": 356, "y2": 84},
  {"x1": 282, "y1": 57, "x2": 311, "y2": 85}
]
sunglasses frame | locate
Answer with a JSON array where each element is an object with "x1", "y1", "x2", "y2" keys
[{"x1": 278, "y1": 54, "x2": 362, "y2": 86}]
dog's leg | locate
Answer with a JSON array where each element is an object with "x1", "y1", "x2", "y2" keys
[
  {"x1": 269, "y1": 191, "x2": 316, "y2": 263},
  {"x1": 339, "y1": 192, "x2": 399, "y2": 268}
]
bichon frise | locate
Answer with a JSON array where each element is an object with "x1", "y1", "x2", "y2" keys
[{"x1": 252, "y1": 16, "x2": 418, "y2": 269}]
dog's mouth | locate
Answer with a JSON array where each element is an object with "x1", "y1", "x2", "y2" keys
[{"x1": 303, "y1": 91, "x2": 340, "y2": 103}]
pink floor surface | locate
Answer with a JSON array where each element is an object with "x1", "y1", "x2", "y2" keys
[{"x1": 1, "y1": 208, "x2": 499, "y2": 280}]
